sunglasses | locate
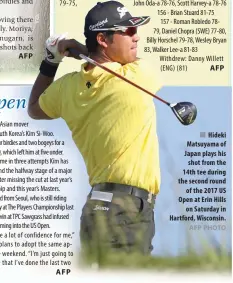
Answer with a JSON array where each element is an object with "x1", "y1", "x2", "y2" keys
[{"x1": 92, "y1": 26, "x2": 137, "y2": 36}]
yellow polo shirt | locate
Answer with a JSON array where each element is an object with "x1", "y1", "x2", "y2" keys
[{"x1": 39, "y1": 60, "x2": 161, "y2": 194}]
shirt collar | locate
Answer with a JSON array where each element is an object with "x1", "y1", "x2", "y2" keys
[{"x1": 80, "y1": 61, "x2": 122, "y2": 81}]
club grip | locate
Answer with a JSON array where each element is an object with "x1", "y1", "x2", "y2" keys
[
  {"x1": 68, "y1": 48, "x2": 82, "y2": 59},
  {"x1": 68, "y1": 49, "x2": 97, "y2": 66}
]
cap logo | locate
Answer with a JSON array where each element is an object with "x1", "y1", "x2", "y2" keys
[
  {"x1": 129, "y1": 17, "x2": 142, "y2": 25},
  {"x1": 89, "y1": 18, "x2": 108, "y2": 30},
  {"x1": 117, "y1": 6, "x2": 128, "y2": 19}
]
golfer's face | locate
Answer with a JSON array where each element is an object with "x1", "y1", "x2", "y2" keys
[{"x1": 106, "y1": 27, "x2": 140, "y2": 64}]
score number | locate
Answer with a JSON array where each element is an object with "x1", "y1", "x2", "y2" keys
[{"x1": 60, "y1": 0, "x2": 78, "y2": 6}]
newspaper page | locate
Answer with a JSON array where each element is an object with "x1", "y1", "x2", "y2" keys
[{"x1": 0, "y1": 0, "x2": 232, "y2": 282}]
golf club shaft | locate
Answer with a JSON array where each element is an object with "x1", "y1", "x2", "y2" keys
[{"x1": 69, "y1": 49, "x2": 170, "y2": 106}]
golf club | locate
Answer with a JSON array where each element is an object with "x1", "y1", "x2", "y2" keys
[{"x1": 69, "y1": 49, "x2": 197, "y2": 125}]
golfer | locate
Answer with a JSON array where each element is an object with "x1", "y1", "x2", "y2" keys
[{"x1": 28, "y1": 1, "x2": 161, "y2": 261}]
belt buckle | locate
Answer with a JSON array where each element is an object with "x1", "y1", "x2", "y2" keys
[{"x1": 147, "y1": 192, "x2": 153, "y2": 204}]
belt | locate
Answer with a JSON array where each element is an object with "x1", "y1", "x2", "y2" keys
[{"x1": 91, "y1": 183, "x2": 156, "y2": 204}]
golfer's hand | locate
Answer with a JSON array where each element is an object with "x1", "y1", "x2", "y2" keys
[
  {"x1": 45, "y1": 33, "x2": 67, "y2": 64},
  {"x1": 58, "y1": 39, "x2": 88, "y2": 60}
]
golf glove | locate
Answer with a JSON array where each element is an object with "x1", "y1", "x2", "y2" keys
[{"x1": 45, "y1": 33, "x2": 67, "y2": 64}]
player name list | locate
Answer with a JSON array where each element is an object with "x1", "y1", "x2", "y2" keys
[{"x1": 134, "y1": 0, "x2": 229, "y2": 84}]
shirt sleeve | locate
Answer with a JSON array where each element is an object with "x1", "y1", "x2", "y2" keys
[{"x1": 38, "y1": 73, "x2": 72, "y2": 119}]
